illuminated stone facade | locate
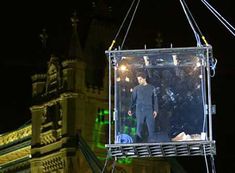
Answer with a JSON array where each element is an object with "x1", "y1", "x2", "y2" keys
[
  {"x1": 0, "y1": 125, "x2": 31, "y2": 172},
  {"x1": 0, "y1": 56, "x2": 171, "y2": 172}
]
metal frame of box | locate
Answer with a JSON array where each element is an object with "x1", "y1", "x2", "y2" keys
[{"x1": 105, "y1": 46, "x2": 216, "y2": 158}]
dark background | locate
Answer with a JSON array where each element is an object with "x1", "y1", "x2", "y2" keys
[{"x1": 0, "y1": 0, "x2": 234, "y2": 172}]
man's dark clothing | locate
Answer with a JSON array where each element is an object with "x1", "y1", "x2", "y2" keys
[{"x1": 129, "y1": 84, "x2": 158, "y2": 142}]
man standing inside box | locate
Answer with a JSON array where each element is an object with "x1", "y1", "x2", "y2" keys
[{"x1": 128, "y1": 72, "x2": 158, "y2": 142}]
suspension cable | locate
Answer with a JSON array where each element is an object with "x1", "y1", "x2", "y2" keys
[
  {"x1": 179, "y1": 0, "x2": 203, "y2": 46},
  {"x1": 201, "y1": 0, "x2": 235, "y2": 37},
  {"x1": 108, "y1": 0, "x2": 138, "y2": 50},
  {"x1": 111, "y1": 158, "x2": 117, "y2": 173},
  {"x1": 101, "y1": 150, "x2": 111, "y2": 173},
  {"x1": 121, "y1": 0, "x2": 141, "y2": 49},
  {"x1": 182, "y1": 0, "x2": 210, "y2": 45},
  {"x1": 210, "y1": 154, "x2": 217, "y2": 173},
  {"x1": 203, "y1": 145, "x2": 210, "y2": 173}
]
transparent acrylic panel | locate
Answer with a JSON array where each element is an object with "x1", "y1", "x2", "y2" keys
[{"x1": 111, "y1": 47, "x2": 210, "y2": 144}]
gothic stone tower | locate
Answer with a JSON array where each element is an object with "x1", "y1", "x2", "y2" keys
[{"x1": 30, "y1": 12, "x2": 109, "y2": 173}]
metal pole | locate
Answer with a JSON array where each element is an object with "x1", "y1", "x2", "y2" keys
[
  {"x1": 108, "y1": 51, "x2": 112, "y2": 145},
  {"x1": 206, "y1": 48, "x2": 213, "y2": 141},
  {"x1": 114, "y1": 59, "x2": 118, "y2": 144}
]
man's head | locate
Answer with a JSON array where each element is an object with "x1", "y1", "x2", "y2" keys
[{"x1": 136, "y1": 72, "x2": 147, "y2": 85}]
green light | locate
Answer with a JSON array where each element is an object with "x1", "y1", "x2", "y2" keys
[
  {"x1": 131, "y1": 127, "x2": 136, "y2": 136},
  {"x1": 93, "y1": 108, "x2": 110, "y2": 151},
  {"x1": 97, "y1": 143, "x2": 106, "y2": 149},
  {"x1": 103, "y1": 109, "x2": 109, "y2": 115},
  {"x1": 124, "y1": 126, "x2": 129, "y2": 133},
  {"x1": 117, "y1": 158, "x2": 132, "y2": 164},
  {"x1": 98, "y1": 109, "x2": 109, "y2": 115}
]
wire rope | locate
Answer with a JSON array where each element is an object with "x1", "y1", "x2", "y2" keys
[
  {"x1": 201, "y1": 0, "x2": 235, "y2": 37},
  {"x1": 108, "y1": 0, "x2": 138, "y2": 50},
  {"x1": 121, "y1": 0, "x2": 141, "y2": 49},
  {"x1": 179, "y1": 0, "x2": 202, "y2": 46}
]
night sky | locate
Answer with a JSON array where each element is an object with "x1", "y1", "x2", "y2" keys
[{"x1": 0, "y1": 0, "x2": 234, "y2": 172}]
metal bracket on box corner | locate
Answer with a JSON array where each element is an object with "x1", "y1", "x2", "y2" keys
[
  {"x1": 205, "y1": 104, "x2": 216, "y2": 115},
  {"x1": 111, "y1": 56, "x2": 117, "y2": 67},
  {"x1": 113, "y1": 110, "x2": 117, "y2": 121},
  {"x1": 211, "y1": 104, "x2": 216, "y2": 115}
]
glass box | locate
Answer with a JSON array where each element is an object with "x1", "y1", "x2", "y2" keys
[{"x1": 106, "y1": 46, "x2": 214, "y2": 145}]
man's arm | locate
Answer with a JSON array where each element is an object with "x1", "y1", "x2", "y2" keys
[
  {"x1": 128, "y1": 87, "x2": 137, "y2": 116},
  {"x1": 153, "y1": 87, "x2": 159, "y2": 118},
  {"x1": 153, "y1": 111, "x2": 157, "y2": 118}
]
